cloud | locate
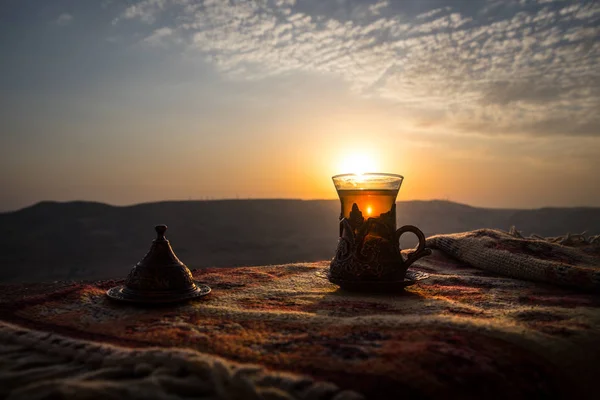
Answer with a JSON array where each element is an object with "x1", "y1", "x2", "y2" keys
[
  {"x1": 55, "y1": 13, "x2": 73, "y2": 26},
  {"x1": 114, "y1": 0, "x2": 600, "y2": 138},
  {"x1": 368, "y1": 1, "x2": 389, "y2": 16},
  {"x1": 143, "y1": 27, "x2": 174, "y2": 46},
  {"x1": 113, "y1": 0, "x2": 168, "y2": 24},
  {"x1": 416, "y1": 7, "x2": 450, "y2": 20}
]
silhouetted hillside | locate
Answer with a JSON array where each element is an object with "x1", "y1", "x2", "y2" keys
[{"x1": 1, "y1": 200, "x2": 599, "y2": 283}]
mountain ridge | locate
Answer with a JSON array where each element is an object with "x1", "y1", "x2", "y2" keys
[{"x1": 1, "y1": 199, "x2": 598, "y2": 283}]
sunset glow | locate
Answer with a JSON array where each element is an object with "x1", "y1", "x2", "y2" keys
[
  {"x1": 0, "y1": 0, "x2": 599, "y2": 211},
  {"x1": 337, "y1": 153, "x2": 379, "y2": 176}
]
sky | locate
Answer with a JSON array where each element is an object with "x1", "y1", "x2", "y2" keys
[{"x1": 0, "y1": 0, "x2": 599, "y2": 211}]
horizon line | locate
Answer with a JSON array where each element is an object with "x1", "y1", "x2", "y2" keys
[{"x1": 3, "y1": 198, "x2": 600, "y2": 214}]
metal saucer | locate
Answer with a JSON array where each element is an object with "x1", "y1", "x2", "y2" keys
[
  {"x1": 316, "y1": 269, "x2": 430, "y2": 292},
  {"x1": 106, "y1": 281, "x2": 211, "y2": 304}
]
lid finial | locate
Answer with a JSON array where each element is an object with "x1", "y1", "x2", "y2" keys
[{"x1": 155, "y1": 224, "x2": 167, "y2": 240}]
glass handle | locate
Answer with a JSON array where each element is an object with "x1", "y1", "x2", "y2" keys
[{"x1": 395, "y1": 225, "x2": 431, "y2": 268}]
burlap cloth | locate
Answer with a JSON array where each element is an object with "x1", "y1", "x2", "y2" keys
[{"x1": 427, "y1": 227, "x2": 600, "y2": 291}]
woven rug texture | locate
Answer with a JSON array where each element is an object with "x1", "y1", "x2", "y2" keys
[
  {"x1": 0, "y1": 229, "x2": 599, "y2": 399},
  {"x1": 0, "y1": 321, "x2": 360, "y2": 400}
]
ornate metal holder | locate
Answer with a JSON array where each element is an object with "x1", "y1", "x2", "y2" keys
[
  {"x1": 329, "y1": 173, "x2": 431, "y2": 291},
  {"x1": 106, "y1": 225, "x2": 210, "y2": 304}
]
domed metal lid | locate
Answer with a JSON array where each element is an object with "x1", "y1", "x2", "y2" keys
[{"x1": 106, "y1": 225, "x2": 210, "y2": 304}]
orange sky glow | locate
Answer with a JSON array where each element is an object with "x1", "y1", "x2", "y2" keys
[{"x1": 1, "y1": 0, "x2": 599, "y2": 211}]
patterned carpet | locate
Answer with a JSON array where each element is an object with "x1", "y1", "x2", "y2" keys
[
  {"x1": 1, "y1": 237, "x2": 599, "y2": 399},
  {"x1": 0, "y1": 320, "x2": 361, "y2": 400}
]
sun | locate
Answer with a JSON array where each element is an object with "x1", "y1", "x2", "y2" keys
[{"x1": 337, "y1": 153, "x2": 379, "y2": 175}]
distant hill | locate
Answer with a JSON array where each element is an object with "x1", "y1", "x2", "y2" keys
[{"x1": 1, "y1": 199, "x2": 599, "y2": 283}]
